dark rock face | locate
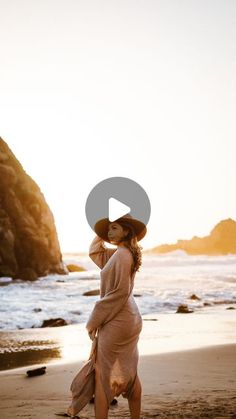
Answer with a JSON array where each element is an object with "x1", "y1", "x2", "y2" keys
[
  {"x1": 40, "y1": 318, "x2": 68, "y2": 327},
  {"x1": 83, "y1": 289, "x2": 100, "y2": 296},
  {"x1": 189, "y1": 294, "x2": 201, "y2": 300},
  {"x1": 176, "y1": 304, "x2": 194, "y2": 313},
  {"x1": 0, "y1": 138, "x2": 68, "y2": 280}
]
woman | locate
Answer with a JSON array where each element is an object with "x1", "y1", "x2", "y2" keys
[{"x1": 86, "y1": 214, "x2": 146, "y2": 419}]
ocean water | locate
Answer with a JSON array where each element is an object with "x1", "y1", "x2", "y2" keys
[{"x1": 0, "y1": 251, "x2": 236, "y2": 331}]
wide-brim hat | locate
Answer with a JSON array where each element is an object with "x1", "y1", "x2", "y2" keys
[{"x1": 94, "y1": 214, "x2": 147, "y2": 243}]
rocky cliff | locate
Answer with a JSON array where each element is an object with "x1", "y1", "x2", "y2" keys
[
  {"x1": 0, "y1": 138, "x2": 68, "y2": 280},
  {"x1": 150, "y1": 218, "x2": 236, "y2": 255}
]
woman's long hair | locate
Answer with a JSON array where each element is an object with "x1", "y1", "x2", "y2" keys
[{"x1": 116, "y1": 220, "x2": 143, "y2": 274}]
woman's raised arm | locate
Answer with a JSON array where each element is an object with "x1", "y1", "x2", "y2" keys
[{"x1": 89, "y1": 235, "x2": 116, "y2": 269}]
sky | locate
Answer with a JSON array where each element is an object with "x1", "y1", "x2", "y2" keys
[{"x1": 0, "y1": 0, "x2": 236, "y2": 252}]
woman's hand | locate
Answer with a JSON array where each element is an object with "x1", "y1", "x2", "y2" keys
[{"x1": 87, "y1": 328, "x2": 97, "y2": 341}]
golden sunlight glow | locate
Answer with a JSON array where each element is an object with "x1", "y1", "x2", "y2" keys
[{"x1": 1, "y1": 1, "x2": 235, "y2": 252}]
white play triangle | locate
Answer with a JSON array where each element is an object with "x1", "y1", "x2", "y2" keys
[{"x1": 108, "y1": 198, "x2": 130, "y2": 222}]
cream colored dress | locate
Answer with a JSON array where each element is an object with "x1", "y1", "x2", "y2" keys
[{"x1": 86, "y1": 236, "x2": 143, "y2": 407}]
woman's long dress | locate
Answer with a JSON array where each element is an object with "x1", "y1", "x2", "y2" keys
[{"x1": 86, "y1": 236, "x2": 143, "y2": 408}]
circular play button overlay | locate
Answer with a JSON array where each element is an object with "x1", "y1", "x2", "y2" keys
[{"x1": 85, "y1": 176, "x2": 151, "y2": 233}]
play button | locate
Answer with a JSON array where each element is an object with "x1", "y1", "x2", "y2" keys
[
  {"x1": 85, "y1": 176, "x2": 151, "y2": 235},
  {"x1": 109, "y1": 198, "x2": 130, "y2": 222}
]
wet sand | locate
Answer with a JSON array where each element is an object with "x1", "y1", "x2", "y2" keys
[{"x1": 1, "y1": 308, "x2": 236, "y2": 370}]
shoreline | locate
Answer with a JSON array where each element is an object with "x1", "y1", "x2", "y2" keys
[
  {"x1": 1, "y1": 309, "x2": 236, "y2": 417},
  {"x1": 1, "y1": 309, "x2": 236, "y2": 371},
  {"x1": 0, "y1": 343, "x2": 236, "y2": 418}
]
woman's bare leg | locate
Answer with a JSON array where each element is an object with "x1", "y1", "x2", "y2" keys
[
  {"x1": 128, "y1": 374, "x2": 142, "y2": 419},
  {"x1": 94, "y1": 368, "x2": 109, "y2": 419}
]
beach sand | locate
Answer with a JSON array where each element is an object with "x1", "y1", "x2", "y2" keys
[
  {"x1": 0, "y1": 342, "x2": 236, "y2": 418},
  {"x1": 1, "y1": 311, "x2": 236, "y2": 418}
]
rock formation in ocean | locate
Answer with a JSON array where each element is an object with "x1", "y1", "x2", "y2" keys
[
  {"x1": 0, "y1": 137, "x2": 68, "y2": 280},
  {"x1": 150, "y1": 218, "x2": 236, "y2": 255}
]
